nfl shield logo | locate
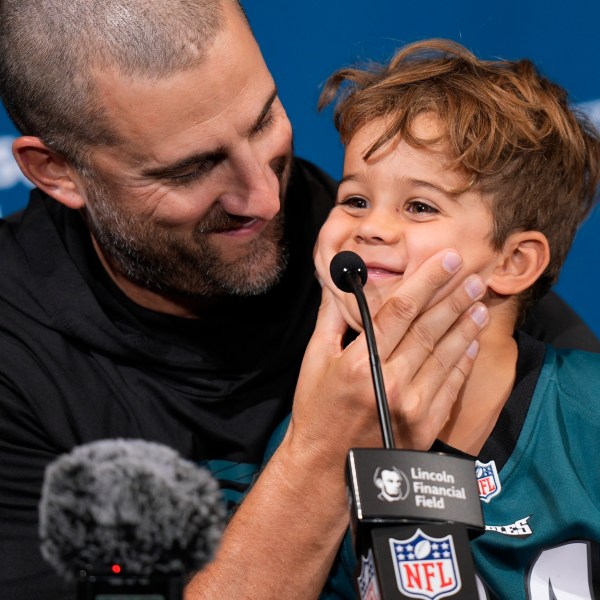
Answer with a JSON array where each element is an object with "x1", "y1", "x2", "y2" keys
[
  {"x1": 475, "y1": 460, "x2": 501, "y2": 503},
  {"x1": 389, "y1": 529, "x2": 461, "y2": 600},
  {"x1": 357, "y1": 549, "x2": 381, "y2": 600}
]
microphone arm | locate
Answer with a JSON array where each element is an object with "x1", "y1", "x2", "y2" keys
[{"x1": 342, "y1": 269, "x2": 395, "y2": 449}]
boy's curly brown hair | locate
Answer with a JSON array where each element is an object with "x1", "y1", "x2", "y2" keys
[{"x1": 319, "y1": 39, "x2": 600, "y2": 314}]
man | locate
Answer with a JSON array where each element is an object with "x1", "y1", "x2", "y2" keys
[{"x1": 0, "y1": 1, "x2": 596, "y2": 599}]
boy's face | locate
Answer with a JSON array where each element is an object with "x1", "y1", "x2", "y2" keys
[{"x1": 315, "y1": 113, "x2": 500, "y2": 331}]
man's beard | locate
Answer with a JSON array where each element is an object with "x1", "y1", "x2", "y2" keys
[{"x1": 81, "y1": 157, "x2": 291, "y2": 298}]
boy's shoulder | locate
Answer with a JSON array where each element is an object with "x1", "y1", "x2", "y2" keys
[
  {"x1": 551, "y1": 344, "x2": 600, "y2": 377},
  {"x1": 544, "y1": 344, "x2": 600, "y2": 416},
  {"x1": 521, "y1": 293, "x2": 600, "y2": 353}
]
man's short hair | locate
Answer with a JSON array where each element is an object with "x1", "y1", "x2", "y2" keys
[
  {"x1": 0, "y1": 0, "x2": 245, "y2": 169},
  {"x1": 319, "y1": 39, "x2": 600, "y2": 314}
]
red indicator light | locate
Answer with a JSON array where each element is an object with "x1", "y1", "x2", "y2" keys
[{"x1": 111, "y1": 564, "x2": 122, "y2": 574}]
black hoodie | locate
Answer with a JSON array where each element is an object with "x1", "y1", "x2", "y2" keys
[
  {"x1": 0, "y1": 157, "x2": 335, "y2": 599},
  {"x1": 0, "y1": 155, "x2": 597, "y2": 599}
]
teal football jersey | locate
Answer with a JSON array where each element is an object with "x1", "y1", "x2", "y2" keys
[
  {"x1": 473, "y1": 344, "x2": 600, "y2": 599},
  {"x1": 310, "y1": 336, "x2": 600, "y2": 599}
]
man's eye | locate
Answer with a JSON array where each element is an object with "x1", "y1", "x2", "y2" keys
[
  {"x1": 338, "y1": 196, "x2": 370, "y2": 209},
  {"x1": 167, "y1": 168, "x2": 207, "y2": 186},
  {"x1": 165, "y1": 157, "x2": 223, "y2": 186},
  {"x1": 254, "y1": 112, "x2": 275, "y2": 135}
]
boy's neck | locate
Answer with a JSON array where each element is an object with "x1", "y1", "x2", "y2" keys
[{"x1": 437, "y1": 317, "x2": 518, "y2": 456}]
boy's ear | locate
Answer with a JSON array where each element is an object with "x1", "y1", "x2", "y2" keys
[
  {"x1": 12, "y1": 136, "x2": 87, "y2": 210},
  {"x1": 487, "y1": 231, "x2": 550, "y2": 296}
]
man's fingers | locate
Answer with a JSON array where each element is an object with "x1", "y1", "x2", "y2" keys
[
  {"x1": 388, "y1": 275, "x2": 488, "y2": 377},
  {"x1": 394, "y1": 344, "x2": 479, "y2": 449},
  {"x1": 304, "y1": 286, "x2": 349, "y2": 359},
  {"x1": 408, "y1": 304, "x2": 487, "y2": 412},
  {"x1": 372, "y1": 249, "x2": 465, "y2": 360}
]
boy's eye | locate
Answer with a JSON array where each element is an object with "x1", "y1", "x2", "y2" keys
[
  {"x1": 338, "y1": 195, "x2": 370, "y2": 209},
  {"x1": 406, "y1": 200, "x2": 438, "y2": 214}
]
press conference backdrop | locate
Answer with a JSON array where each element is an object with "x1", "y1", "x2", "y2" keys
[{"x1": 1, "y1": 0, "x2": 599, "y2": 336}]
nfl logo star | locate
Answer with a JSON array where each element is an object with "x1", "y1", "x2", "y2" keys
[
  {"x1": 389, "y1": 529, "x2": 461, "y2": 600},
  {"x1": 357, "y1": 549, "x2": 381, "y2": 600},
  {"x1": 475, "y1": 460, "x2": 501, "y2": 503}
]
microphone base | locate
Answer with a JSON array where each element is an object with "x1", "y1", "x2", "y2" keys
[
  {"x1": 347, "y1": 447, "x2": 484, "y2": 554},
  {"x1": 356, "y1": 523, "x2": 478, "y2": 599}
]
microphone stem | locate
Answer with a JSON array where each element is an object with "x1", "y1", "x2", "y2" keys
[{"x1": 347, "y1": 273, "x2": 396, "y2": 450}]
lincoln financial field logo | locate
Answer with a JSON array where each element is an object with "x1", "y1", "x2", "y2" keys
[
  {"x1": 374, "y1": 465, "x2": 467, "y2": 509},
  {"x1": 373, "y1": 466, "x2": 410, "y2": 502}
]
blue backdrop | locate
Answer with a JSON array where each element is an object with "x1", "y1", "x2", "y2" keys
[{"x1": 1, "y1": 0, "x2": 599, "y2": 335}]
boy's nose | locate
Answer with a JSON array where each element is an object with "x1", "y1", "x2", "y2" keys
[{"x1": 353, "y1": 211, "x2": 400, "y2": 245}]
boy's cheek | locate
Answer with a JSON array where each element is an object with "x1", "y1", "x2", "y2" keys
[
  {"x1": 312, "y1": 241, "x2": 328, "y2": 284},
  {"x1": 314, "y1": 234, "x2": 366, "y2": 332},
  {"x1": 313, "y1": 231, "x2": 339, "y2": 290}
]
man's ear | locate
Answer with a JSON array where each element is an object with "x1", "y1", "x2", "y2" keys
[
  {"x1": 12, "y1": 136, "x2": 87, "y2": 209},
  {"x1": 487, "y1": 231, "x2": 550, "y2": 296}
]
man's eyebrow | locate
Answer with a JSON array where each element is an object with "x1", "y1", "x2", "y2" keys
[
  {"x1": 140, "y1": 89, "x2": 279, "y2": 179},
  {"x1": 247, "y1": 87, "x2": 279, "y2": 137},
  {"x1": 141, "y1": 148, "x2": 228, "y2": 179}
]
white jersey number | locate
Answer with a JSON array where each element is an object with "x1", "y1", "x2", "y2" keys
[
  {"x1": 476, "y1": 541, "x2": 598, "y2": 599},
  {"x1": 527, "y1": 541, "x2": 596, "y2": 599}
]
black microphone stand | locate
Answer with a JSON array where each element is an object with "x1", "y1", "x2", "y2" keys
[
  {"x1": 331, "y1": 252, "x2": 484, "y2": 600},
  {"x1": 343, "y1": 267, "x2": 395, "y2": 450}
]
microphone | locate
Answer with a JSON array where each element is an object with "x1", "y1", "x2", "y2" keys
[
  {"x1": 330, "y1": 251, "x2": 394, "y2": 449},
  {"x1": 39, "y1": 438, "x2": 226, "y2": 599},
  {"x1": 330, "y1": 251, "x2": 483, "y2": 600},
  {"x1": 329, "y1": 250, "x2": 368, "y2": 293}
]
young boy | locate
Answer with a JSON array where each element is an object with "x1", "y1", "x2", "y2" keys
[{"x1": 313, "y1": 39, "x2": 600, "y2": 598}]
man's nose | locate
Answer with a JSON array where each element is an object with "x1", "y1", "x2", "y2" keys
[{"x1": 220, "y1": 152, "x2": 283, "y2": 220}]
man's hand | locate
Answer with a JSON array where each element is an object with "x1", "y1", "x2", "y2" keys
[
  {"x1": 288, "y1": 248, "x2": 488, "y2": 460},
  {"x1": 186, "y1": 249, "x2": 488, "y2": 600}
]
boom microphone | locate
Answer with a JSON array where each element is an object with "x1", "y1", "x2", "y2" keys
[
  {"x1": 330, "y1": 250, "x2": 368, "y2": 293},
  {"x1": 39, "y1": 439, "x2": 226, "y2": 599},
  {"x1": 330, "y1": 251, "x2": 394, "y2": 449},
  {"x1": 329, "y1": 251, "x2": 483, "y2": 600}
]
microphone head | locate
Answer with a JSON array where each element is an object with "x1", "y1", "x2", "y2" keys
[
  {"x1": 329, "y1": 251, "x2": 368, "y2": 293},
  {"x1": 39, "y1": 439, "x2": 226, "y2": 582}
]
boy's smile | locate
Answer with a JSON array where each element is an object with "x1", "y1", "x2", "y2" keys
[{"x1": 315, "y1": 113, "x2": 501, "y2": 331}]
